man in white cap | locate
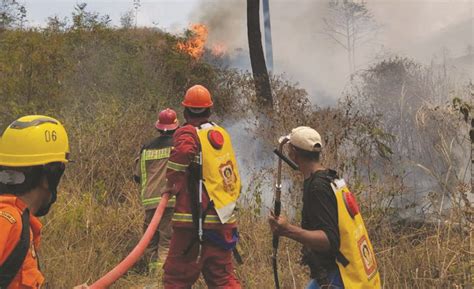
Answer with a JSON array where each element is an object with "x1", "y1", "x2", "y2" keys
[{"x1": 268, "y1": 126, "x2": 381, "y2": 289}]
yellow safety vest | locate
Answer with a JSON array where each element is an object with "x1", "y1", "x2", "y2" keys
[
  {"x1": 196, "y1": 123, "x2": 241, "y2": 224},
  {"x1": 332, "y1": 178, "x2": 381, "y2": 289}
]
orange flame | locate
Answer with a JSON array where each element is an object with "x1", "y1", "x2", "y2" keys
[
  {"x1": 177, "y1": 24, "x2": 208, "y2": 60},
  {"x1": 211, "y1": 43, "x2": 227, "y2": 57}
]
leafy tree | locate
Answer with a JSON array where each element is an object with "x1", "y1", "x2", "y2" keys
[
  {"x1": 0, "y1": 0, "x2": 25, "y2": 29},
  {"x1": 71, "y1": 2, "x2": 111, "y2": 31},
  {"x1": 120, "y1": 9, "x2": 134, "y2": 29},
  {"x1": 46, "y1": 15, "x2": 68, "y2": 32}
]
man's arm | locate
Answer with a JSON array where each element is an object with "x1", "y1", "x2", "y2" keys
[
  {"x1": 268, "y1": 214, "x2": 331, "y2": 252},
  {"x1": 162, "y1": 126, "x2": 199, "y2": 196},
  {"x1": 133, "y1": 156, "x2": 141, "y2": 184},
  {"x1": 133, "y1": 146, "x2": 145, "y2": 184},
  {"x1": 268, "y1": 179, "x2": 339, "y2": 254}
]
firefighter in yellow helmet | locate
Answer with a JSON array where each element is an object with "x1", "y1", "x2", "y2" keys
[
  {"x1": 0, "y1": 115, "x2": 69, "y2": 289},
  {"x1": 268, "y1": 127, "x2": 381, "y2": 289}
]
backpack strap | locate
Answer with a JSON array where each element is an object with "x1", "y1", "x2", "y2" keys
[
  {"x1": 319, "y1": 172, "x2": 350, "y2": 268},
  {"x1": 0, "y1": 208, "x2": 30, "y2": 288},
  {"x1": 336, "y1": 251, "x2": 350, "y2": 267},
  {"x1": 328, "y1": 176, "x2": 350, "y2": 268}
]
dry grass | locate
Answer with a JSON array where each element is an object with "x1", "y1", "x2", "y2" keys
[
  {"x1": 38, "y1": 180, "x2": 472, "y2": 289},
  {"x1": 0, "y1": 28, "x2": 471, "y2": 289},
  {"x1": 36, "y1": 78, "x2": 471, "y2": 289}
]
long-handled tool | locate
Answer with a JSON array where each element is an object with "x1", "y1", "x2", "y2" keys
[
  {"x1": 197, "y1": 150, "x2": 204, "y2": 262},
  {"x1": 469, "y1": 119, "x2": 473, "y2": 287},
  {"x1": 271, "y1": 138, "x2": 299, "y2": 289}
]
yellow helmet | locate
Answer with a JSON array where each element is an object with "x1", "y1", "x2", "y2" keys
[{"x1": 0, "y1": 115, "x2": 70, "y2": 167}]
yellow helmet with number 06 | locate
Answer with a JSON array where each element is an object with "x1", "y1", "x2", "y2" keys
[{"x1": 0, "y1": 115, "x2": 70, "y2": 167}]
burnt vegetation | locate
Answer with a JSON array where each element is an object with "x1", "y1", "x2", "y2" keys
[{"x1": 0, "y1": 2, "x2": 472, "y2": 288}]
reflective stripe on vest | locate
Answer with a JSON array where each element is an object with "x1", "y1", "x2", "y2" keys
[
  {"x1": 332, "y1": 178, "x2": 381, "y2": 289},
  {"x1": 142, "y1": 196, "x2": 176, "y2": 207},
  {"x1": 143, "y1": 147, "x2": 172, "y2": 161},
  {"x1": 140, "y1": 147, "x2": 173, "y2": 206},
  {"x1": 167, "y1": 160, "x2": 188, "y2": 172},
  {"x1": 166, "y1": 151, "x2": 207, "y2": 172},
  {"x1": 172, "y1": 212, "x2": 237, "y2": 224}
]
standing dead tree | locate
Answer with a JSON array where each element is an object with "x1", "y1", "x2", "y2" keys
[{"x1": 322, "y1": 0, "x2": 378, "y2": 73}]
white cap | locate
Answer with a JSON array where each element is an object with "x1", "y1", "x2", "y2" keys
[{"x1": 279, "y1": 126, "x2": 322, "y2": 152}]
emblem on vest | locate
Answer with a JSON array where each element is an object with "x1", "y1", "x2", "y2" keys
[
  {"x1": 219, "y1": 161, "x2": 237, "y2": 193},
  {"x1": 358, "y1": 235, "x2": 377, "y2": 280}
]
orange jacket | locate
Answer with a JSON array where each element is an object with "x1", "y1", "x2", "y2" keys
[{"x1": 0, "y1": 195, "x2": 44, "y2": 289}]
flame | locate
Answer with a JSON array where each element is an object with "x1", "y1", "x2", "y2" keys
[
  {"x1": 177, "y1": 24, "x2": 208, "y2": 60},
  {"x1": 211, "y1": 43, "x2": 227, "y2": 57}
]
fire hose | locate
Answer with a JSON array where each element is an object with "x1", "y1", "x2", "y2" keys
[
  {"x1": 88, "y1": 193, "x2": 170, "y2": 289},
  {"x1": 272, "y1": 139, "x2": 299, "y2": 289}
]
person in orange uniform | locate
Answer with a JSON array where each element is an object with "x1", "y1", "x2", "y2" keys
[
  {"x1": 162, "y1": 85, "x2": 242, "y2": 289},
  {"x1": 0, "y1": 115, "x2": 69, "y2": 289}
]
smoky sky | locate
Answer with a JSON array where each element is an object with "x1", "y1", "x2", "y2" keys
[
  {"x1": 190, "y1": 0, "x2": 473, "y2": 106},
  {"x1": 21, "y1": 0, "x2": 473, "y2": 105}
]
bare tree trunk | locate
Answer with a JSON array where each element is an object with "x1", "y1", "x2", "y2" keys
[
  {"x1": 351, "y1": 15, "x2": 356, "y2": 72},
  {"x1": 247, "y1": 0, "x2": 273, "y2": 107},
  {"x1": 346, "y1": 18, "x2": 352, "y2": 74},
  {"x1": 352, "y1": 26, "x2": 356, "y2": 71},
  {"x1": 262, "y1": 0, "x2": 274, "y2": 72}
]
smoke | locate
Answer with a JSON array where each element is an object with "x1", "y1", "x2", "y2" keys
[
  {"x1": 367, "y1": 1, "x2": 472, "y2": 56},
  {"x1": 191, "y1": 0, "x2": 473, "y2": 218},
  {"x1": 190, "y1": 0, "x2": 473, "y2": 106}
]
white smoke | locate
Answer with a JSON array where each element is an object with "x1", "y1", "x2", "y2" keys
[{"x1": 191, "y1": 0, "x2": 473, "y2": 106}]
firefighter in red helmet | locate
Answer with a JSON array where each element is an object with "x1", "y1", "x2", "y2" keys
[{"x1": 134, "y1": 108, "x2": 179, "y2": 272}]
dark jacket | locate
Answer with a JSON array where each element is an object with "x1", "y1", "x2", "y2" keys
[{"x1": 301, "y1": 169, "x2": 340, "y2": 279}]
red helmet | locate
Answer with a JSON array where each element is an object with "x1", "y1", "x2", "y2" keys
[
  {"x1": 182, "y1": 85, "x2": 214, "y2": 108},
  {"x1": 155, "y1": 108, "x2": 179, "y2": 131}
]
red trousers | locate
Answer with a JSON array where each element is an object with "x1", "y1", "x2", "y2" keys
[{"x1": 163, "y1": 227, "x2": 241, "y2": 289}]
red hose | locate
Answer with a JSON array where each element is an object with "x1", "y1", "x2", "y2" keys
[{"x1": 89, "y1": 193, "x2": 170, "y2": 289}]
